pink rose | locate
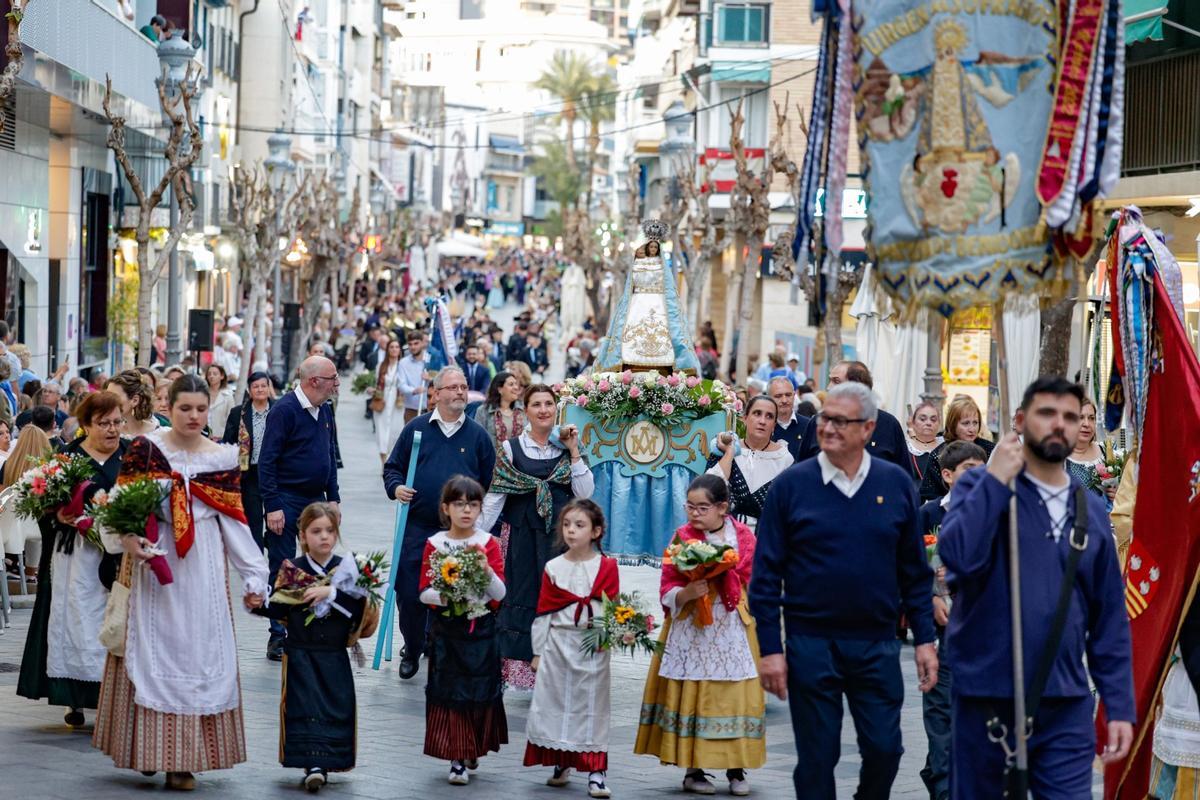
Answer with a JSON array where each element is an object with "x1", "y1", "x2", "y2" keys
[
  {"x1": 657, "y1": 376, "x2": 669, "y2": 387},
  {"x1": 646, "y1": 615, "x2": 655, "y2": 631},
  {"x1": 621, "y1": 631, "x2": 637, "y2": 646},
  {"x1": 698, "y1": 395, "x2": 712, "y2": 407},
  {"x1": 598, "y1": 379, "x2": 611, "y2": 392},
  {"x1": 685, "y1": 375, "x2": 700, "y2": 388},
  {"x1": 576, "y1": 395, "x2": 589, "y2": 407},
  {"x1": 735, "y1": 400, "x2": 744, "y2": 412},
  {"x1": 628, "y1": 386, "x2": 641, "y2": 399},
  {"x1": 661, "y1": 402, "x2": 675, "y2": 415},
  {"x1": 621, "y1": 370, "x2": 634, "y2": 385},
  {"x1": 667, "y1": 374, "x2": 681, "y2": 387}
]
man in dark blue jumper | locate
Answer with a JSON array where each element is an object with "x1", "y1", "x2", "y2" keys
[
  {"x1": 794, "y1": 360, "x2": 916, "y2": 480},
  {"x1": 383, "y1": 366, "x2": 496, "y2": 679},
  {"x1": 768, "y1": 376, "x2": 809, "y2": 461},
  {"x1": 750, "y1": 381, "x2": 938, "y2": 800},
  {"x1": 258, "y1": 356, "x2": 342, "y2": 660},
  {"x1": 939, "y1": 377, "x2": 1133, "y2": 798}
]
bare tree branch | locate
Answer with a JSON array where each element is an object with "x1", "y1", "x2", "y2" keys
[{"x1": 0, "y1": 0, "x2": 30, "y2": 136}]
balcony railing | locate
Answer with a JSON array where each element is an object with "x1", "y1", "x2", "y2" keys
[{"x1": 1123, "y1": 51, "x2": 1200, "y2": 176}]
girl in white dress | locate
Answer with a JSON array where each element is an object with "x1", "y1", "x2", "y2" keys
[
  {"x1": 375, "y1": 338, "x2": 404, "y2": 461},
  {"x1": 525, "y1": 499, "x2": 616, "y2": 798}
]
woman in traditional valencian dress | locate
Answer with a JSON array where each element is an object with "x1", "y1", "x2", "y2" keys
[
  {"x1": 706, "y1": 396, "x2": 794, "y2": 523},
  {"x1": 635, "y1": 474, "x2": 765, "y2": 797},
  {"x1": 16, "y1": 393, "x2": 127, "y2": 727},
  {"x1": 93, "y1": 374, "x2": 270, "y2": 791},
  {"x1": 479, "y1": 384, "x2": 592, "y2": 691}
]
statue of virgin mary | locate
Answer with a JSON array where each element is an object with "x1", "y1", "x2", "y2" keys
[{"x1": 595, "y1": 220, "x2": 701, "y2": 374}]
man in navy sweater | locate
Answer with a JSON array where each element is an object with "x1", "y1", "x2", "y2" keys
[
  {"x1": 939, "y1": 377, "x2": 1133, "y2": 798},
  {"x1": 258, "y1": 356, "x2": 342, "y2": 660},
  {"x1": 383, "y1": 366, "x2": 496, "y2": 678},
  {"x1": 768, "y1": 376, "x2": 809, "y2": 460},
  {"x1": 750, "y1": 381, "x2": 938, "y2": 800},
  {"x1": 794, "y1": 360, "x2": 916, "y2": 480}
]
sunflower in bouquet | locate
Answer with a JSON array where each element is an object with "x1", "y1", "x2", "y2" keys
[
  {"x1": 425, "y1": 543, "x2": 492, "y2": 619},
  {"x1": 664, "y1": 536, "x2": 740, "y2": 627},
  {"x1": 580, "y1": 591, "x2": 662, "y2": 657}
]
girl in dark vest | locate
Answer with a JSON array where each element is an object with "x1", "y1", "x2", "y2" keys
[{"x1": 479, "y1": 384, "x2": 594, "y2": 690}]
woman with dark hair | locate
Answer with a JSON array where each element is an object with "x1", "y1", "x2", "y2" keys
[
  {"x1": 706, "y1": 395, "x2": 794, "y2": 521},
  {"x1": 17, "y1": 391, "x2": 128, "y2": 728},
  {"x1": 473, "y1": 371, "x2": 526, "y2": 450},
  {"x1": 205, "y1": 364, "x2": 234, "y2": 438},
  {"x1": 374, "y1": 337, "x2": 405, "y2": 462},
  {"x1": 105, "y1": 370, "x2": 159, "y2": 437},
  {"x1": 221, "y1": 371, "x2": 275, "y2": 550},
  {"x1": 94, "y1": 374, "x2": 269, "y2": 791},
  {"x1": 479, "y1": 384, "x2": 592, "y2": 691}
]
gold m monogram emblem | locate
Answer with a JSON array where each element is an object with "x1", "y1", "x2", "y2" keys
[{"x1": 624, "y1": 420, "x2": 666, "y2": 465}]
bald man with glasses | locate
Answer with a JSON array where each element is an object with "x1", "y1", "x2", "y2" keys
[{"x1": 257, "y1": 356, "x2": 343, "y2": 660}]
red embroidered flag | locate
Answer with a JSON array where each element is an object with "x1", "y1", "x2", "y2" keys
[{"x1": 1101, "y1": 267, "x2": 1200, "y2": 799}]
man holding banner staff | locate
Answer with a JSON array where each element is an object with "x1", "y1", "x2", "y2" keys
[
  {"x1": 383, "y1": 366, "x2": 496, "y2": 679},
  {"x1": 939, "y1": 376, "x2": 1133, "y2": 798}
]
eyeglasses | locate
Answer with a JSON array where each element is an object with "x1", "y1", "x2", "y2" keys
[
  {"x1": 816, "y1": 413, "x2": 868, "y2": 431},
  {"x1": 93, "y1": 419, "x2": 126, "y2": 430},
  {"x1": 684, "y1": 503, "x2": 716, "y2": 515},
  {"x1": 449, "y1": 500, "x2": 481, "y2": 511},
  {"x1": 313, "y1": 374, "x2": 340, "y2": 382}
]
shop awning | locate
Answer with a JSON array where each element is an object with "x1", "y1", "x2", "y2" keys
[
  {"x1": 709, "y1": 60, "x2": 771, "y2": 84},
  {"x1": 488, "y1": 134, "x2": 524, "y2": 155},
  {"x1": 1125, "y1": 0, "x2": 1167, "y2": 44}
]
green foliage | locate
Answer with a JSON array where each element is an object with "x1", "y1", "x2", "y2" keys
[
  {"x1": 109, "y1": 274, "x2": 140, "y2": 349},
  {"x1": 530, "y1": 139, "x2": 586, "y2": 207}
]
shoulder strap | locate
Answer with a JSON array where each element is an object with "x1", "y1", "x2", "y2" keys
[{"x1": 1025, "y1": 484, "x2": 1089, "y2": 726}]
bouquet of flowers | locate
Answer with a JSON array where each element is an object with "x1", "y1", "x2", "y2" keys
[
  {"x1": 350, "y1": 370, "x2": 378, "y2": 395},
  {"x1": 579, "y1": 592, "x2": 663, "y2": 657},
  {"x1": 89, "y1": 478, "x2": 174, "y2": 584},
  {"x1": 664, "y1": 536, "x2": 740, "y2": 626},
  {"x1": 12, "y1": 454, "x2": 97, "y2": 522},
  {"x1": 556, "y1": 370, "x2": 737, "y2": 427},
  {"x1": 349, "y1": 550, "x2": 389, "y2": 642},
  {"x1": 425, "y1": 544, "x2": 493, "y2": 619},
  {"x1": 1088, "y1": 441, "x2": 1128, "y2": 494},
  {"x1": 924, "y1": 528, "x2": 949, "y2": 599}
]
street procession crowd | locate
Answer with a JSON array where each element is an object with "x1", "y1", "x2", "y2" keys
[{"x1": 0, "y1": 243, "x2": 1184, "y2": 800}]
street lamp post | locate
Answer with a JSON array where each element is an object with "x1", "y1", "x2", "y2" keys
[
  {"x1": 156, "y1": 36, "x2": 198, "y2": 366},
  {"x1": 264, "y1": 129, "x2": 296, "y2": 385}
]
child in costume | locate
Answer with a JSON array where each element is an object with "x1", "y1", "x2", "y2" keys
[
  {"x1": 634, "y1": 474, "x2": 764, "y2": 797},
  {"x1": 525, "y1": 499, "x2": 617, "y2": 798},
  {"x1": 419, "y1": 475, "x2": 508, "y2": 785},
  {"x1": 255, "y1": 502, "x2": 367, "y2": 792}
]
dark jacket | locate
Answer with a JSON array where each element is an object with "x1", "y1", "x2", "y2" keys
[{"x1": 221, "y1": 397, "x2": 276, "y2": 460}]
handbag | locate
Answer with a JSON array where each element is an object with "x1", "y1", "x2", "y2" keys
[
  {"x1": 369, "y1": 392, "x2": 385, "y2": 414},
  {"x1": 98, "y1": 578, "x2": 130, "y2": 657}
]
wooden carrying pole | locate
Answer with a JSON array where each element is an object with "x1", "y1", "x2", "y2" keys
[{"x1": 993, "y1": 303, "x2": 1029, "y2": 794}]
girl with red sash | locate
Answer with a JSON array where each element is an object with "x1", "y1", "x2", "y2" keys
[{"x1": 524, "y1": 499, "x2": 617, "y2": 798}]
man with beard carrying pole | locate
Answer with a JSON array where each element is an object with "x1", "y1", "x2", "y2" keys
[{"x1": 938, "y1": 376, "x2": 1134, "y2": 798}]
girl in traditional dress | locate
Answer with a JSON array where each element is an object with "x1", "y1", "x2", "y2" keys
[
  {"x1": 480, "y1": 384, "x2": 592, "y2": 690},
  {"x1": 255, "y1": 502, "x2": 366, "y2": 792},
  {"x1": 634, "y1": 474, "x2": 764, "y2": 797},
  {"x1": 706, "y1": 396, "x2": 793, "y2": 522},
  {"x1": 374, "y1": 337, "x2": 405, "y2": 462},
  {"x1": 525, "y1": 499, "x2": 617, "y2": 798},
  {"x1": 420, "y1": 476, "x2": 508, "y2": 785},
  {"x1": 93, "y1": 374, "x2": 270, "y2": 791},
  {"x1": 16, "y1": 394, "x2": 126, "y2": 726}
]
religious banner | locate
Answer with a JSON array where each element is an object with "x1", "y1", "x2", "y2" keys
[{"x1": 854, "y1": 1, "x2": 1059, "y2": 315}]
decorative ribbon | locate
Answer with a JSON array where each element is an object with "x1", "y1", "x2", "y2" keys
[
  {"x1": 1037, "y1": 0, "x2": 1105, "y2": 206},
  {"x1": 1079, "y1": 0, "x2": 1123, "y2": 204}
]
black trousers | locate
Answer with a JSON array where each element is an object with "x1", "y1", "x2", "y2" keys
[{"x1": 241, "y1": 465, "x2": 265, "y2": 552}]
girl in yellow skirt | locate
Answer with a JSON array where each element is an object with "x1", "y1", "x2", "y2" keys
[{"x1": 634, "y1": 474, "x2": 764, "y2": 796}]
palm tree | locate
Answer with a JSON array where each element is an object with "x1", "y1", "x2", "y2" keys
[
  {"x1": 529, "y1": 138, "x2": 586, "y2": 238},
  {"x1": 580, "y1": 72, "x2": 617, "y2": 211},
  {"x1": 533, "y1": 50, "x2": 595, "y2": 171}
]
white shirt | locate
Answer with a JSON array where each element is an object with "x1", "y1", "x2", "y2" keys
[
  {"x1": 1026, "y1": 469, "x2": 1072, "y2": 542},
  {"x1": 777, "y1": 413, "x2": 799, "y2": 430},
  {"x1": 480, "y1": 432, "x2": 594, "y2": 530},
  {"x1": 293, "y1": 385, "x2": 320, "y2": 420},
  {"x1": 430, "y1": 407, "x2": 466, "y2": 438},
  {"x1": 397, "y1": 353, "x2": 430, "y2": 410},
  {"x1": 817, "y1": 451, "x2": 872, "y2": 499}
]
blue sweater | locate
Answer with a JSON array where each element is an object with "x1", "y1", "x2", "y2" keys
[
  {"x1": 796, "y1": 408, "x2": 916, "y2": 481},
  {"x1": 939, "y1": 468, "x2": 1134, "y2": 721},
  {"x1": 382, "y1": 413, "x2": 497, "y2": 534},
  {"x1": 749, "y1": 457, "x2": 935, "y2": 655},
  {"x1": 258, "y1": 391, "x2": 340, "y2": 513}
]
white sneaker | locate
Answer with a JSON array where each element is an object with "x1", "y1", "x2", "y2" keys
[
  {"x1": 726, "y1": 769, "x2": 750, "y2": 796},
  {"x1": 682, "y1": 771, "x2": 716, "y2": 795},
  {"x1": 547, "y1": 766, "x2": 572, "y2": 787},
  {"x1": 448, "y1": 762, "x2": 469, "y2": 786},
  {"x1": 588, "y1": 771, "x2": 612, "y2": 798}
]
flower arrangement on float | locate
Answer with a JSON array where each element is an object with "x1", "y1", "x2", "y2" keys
[{"x1": 554, "y1": 370, "x2": 738, "y2": 427}]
